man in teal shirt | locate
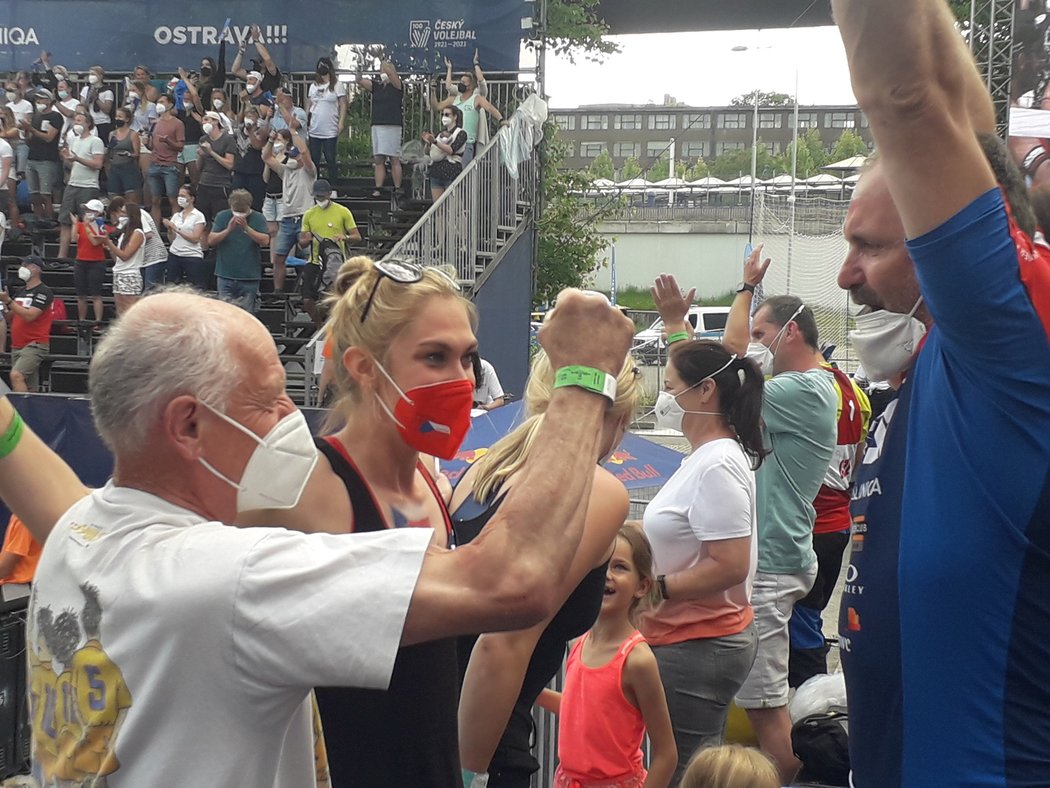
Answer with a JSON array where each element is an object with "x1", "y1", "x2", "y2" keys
[
  {"x1": 722, "y1": 249, "x2": 837, "y2": 784},
  {"x1": 208, "y1": 189, "x2": 270, "y2": 313}
]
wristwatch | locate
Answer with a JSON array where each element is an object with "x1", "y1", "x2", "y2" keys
[
  {"x1": 735, "y1": 282, "x2": 756, "y2": 294},
  {"x1": 553, "y1": 365, "x2": 617, "y2": 405},
  {"x1": 657, "y1": 574, "x2": 670, "y2": 600}
]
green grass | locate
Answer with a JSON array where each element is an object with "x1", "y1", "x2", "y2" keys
[{"x1": 608, "y1": 285, "x2": 736, "y2": 311}]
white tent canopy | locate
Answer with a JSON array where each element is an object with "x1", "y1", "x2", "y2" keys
[
  {"x1": 653, "y1": 176, "x2": 688, "y2": 188},
  {"x1": 689, "y1": 176, "x2": 727, "y2": 189},
  {"x1": 805, "y1": 173, "x2": 842, "y2": 185},
  {"x1": 591, "y1": 177, "x2": 616, "y2": 188},
  {"x1": 616, "y1": 177, "x2": 655, "y2": 190},
  {"x1": 822, "y1": 155, "x2": 869, "y2": 172}
]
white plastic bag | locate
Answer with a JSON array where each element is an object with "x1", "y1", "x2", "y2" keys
[{"x1": 789, "y1": 672, "x2": 848, "y2": 724}]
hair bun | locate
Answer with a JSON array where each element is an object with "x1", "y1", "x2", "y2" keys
[{"x1": 334, "y1": 255, "x2": 376, "y2": 297}]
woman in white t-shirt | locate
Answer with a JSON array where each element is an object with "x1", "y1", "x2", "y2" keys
[
  {"x1": 638, "y1": 337, "x2": 769, "y2": 783},
  {"x1": 79, "y1": 66, "x2": 114, "y2": 143},
  {"x1": 162, "y1": 185, "x2": 208, "y2": 290},
  {"x1": 307, "y1": 57, "x2": 346, "y2": 180},
  {"x1": 101, "y1": 202, "x2": 146, "y2": 315}
]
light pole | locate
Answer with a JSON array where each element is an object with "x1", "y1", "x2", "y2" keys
[{"x1": 732, "y1": 45, "x2": 766, "y2": 244}]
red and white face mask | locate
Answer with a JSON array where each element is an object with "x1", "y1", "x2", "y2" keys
[{"x1": 374, "y1": 360, "x2": 474, "y2": 460}]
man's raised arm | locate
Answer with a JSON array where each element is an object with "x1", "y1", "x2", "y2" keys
[{"x1": 832, "y1": 0, "x2": 996, "y2": 237}]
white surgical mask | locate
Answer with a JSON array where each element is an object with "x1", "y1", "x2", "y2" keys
[
  {"x1": 745, "y1": 303, "x2": 804, "y2": 378},
  {"x1": 177, "y1": 195, "x2": 189, "y2": 208},
  {"x1": 379, "y1": 72, "x2": 390, "y2": 84},
  {"x1": 83, "y1": 212, "x2": 97, "y2": 222},
  {"x1": 4, "y1": 91, "x2": 15, "y2": 102},
  {"x1": 213, "y1": 99, "x2": 224, "y2": 110},
  {"x1": 272, "y1": 143, "x2": 286, "y2": 155},
  {"x1": 202, "y1": 122, "x2": 215, "y2": 135},
  {"x1": 72, "y1": 124, "x2": 84, "y2": 136},
  {"x1": 35, "y1": 103, "x2": 47, "y2": 113},
  {"x1": 244, "y1": 118, "x2": 255, "y2": 128},
  {"x1": 198, "y1": 404, "x2": 319, "y2": 512},
  {"x1": 88, "y1": 74, "x2": 100, "y2": 85},
  {"x1": 247, "y1": 82, "x2": 259, "y2": 94},
  {"x1": 652, "y1": 355, "x2": 735, "y2": 432},
  {"x1": 314, "y1": 198, "x2": 330, "y2": 209},
  {"x1": 117, "y1": 216, "x2": 129, "y2": 229},
  {"x1": 156, "y1": 103, "x2": 168, "y2": 114},
  {"x1": 17, "y1": 266, "x2": 31, "y2": 282},
  {"x1": 441, "y1": 115, "x2": 454, "y2": 128},
  {"x1": 848, "y1": 298, "x2": 927, "y2": 383},
  {"x1": 285, "y1": 158, "x2": 300, "y2": 170},
  {"x1": 128, "y1": 92, "x2": 139, "y2": 102},
  {"x1": 232, "y1": 211, "x2": 248, "y2": 219}
]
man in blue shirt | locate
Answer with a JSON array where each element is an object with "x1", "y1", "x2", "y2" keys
[{"x1": 834, "y1": 0, "x2": 1050, "y2": 784}]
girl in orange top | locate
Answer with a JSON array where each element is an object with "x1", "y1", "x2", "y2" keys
[{"x1": 541, "y1": 525, "x2": 677, "y2": 788}]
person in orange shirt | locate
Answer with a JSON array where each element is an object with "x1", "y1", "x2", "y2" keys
[{"x1": 0, "y1": 513, "x2": 42, "y2": 586}]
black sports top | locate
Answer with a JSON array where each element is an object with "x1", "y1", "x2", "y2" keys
[
  {"x1": 451, "y1": 489, "x2": 608, "y2": 782},
  {"x1": 313, "y1": 436, "x2": 461, "y2": 788}
]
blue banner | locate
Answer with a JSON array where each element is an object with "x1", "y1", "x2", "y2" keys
[{"x1": 0, "y1": 0, "x2": 527, "y2": 74}]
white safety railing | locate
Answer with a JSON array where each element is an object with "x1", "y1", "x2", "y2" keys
[{"x1": 382, "y1": 107, "x2": 541, "y2": 286}]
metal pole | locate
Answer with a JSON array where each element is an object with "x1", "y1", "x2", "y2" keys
[
  {"x1": 788, "y1": 70, "x2": 799, "y2": 292},
  {"x1": 749, "y1": 90, "x2": 759, "y2": 243},
  {"x1": 669, "y1": 137, "x2": 676, "y2": 207}
]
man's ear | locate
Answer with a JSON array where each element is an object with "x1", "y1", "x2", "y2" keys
[{"x1": 163, "y1": 395, "x2": 205, "y2": 461}]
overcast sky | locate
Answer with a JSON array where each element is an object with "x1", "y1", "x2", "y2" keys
[{"x1": 543, "y1": 26, "x2": 858, "y2": 109}]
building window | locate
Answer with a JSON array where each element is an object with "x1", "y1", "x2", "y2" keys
[
  {"x1": 614, "y1": 114, "x2": 642, "y2": 130},
  {"x1": 825, "y1": 111, "x2": 856, "y2": 129},
  {"x1": 761, "y1": 141, "x2": 782, "y2": 155},
  {"x1": 648, "y1": 114, "x2": 676, "y2": 130},
  {"x1": 581, "y1": 114, "x2": 608, "y2": 131},
  {"x1": 554, "y1": 115, "x2": 576, "y2": 131},
  {"x1": 718, "y1": 112, "x2": 749, "y2": 129},
  {"x1": 647, "y1": 140, "x2": 671, "y2": 159},
  {"x1": 682, "y1": 141, "x2": 706, "y2": 159},
  {"x1": 580, "y1": 142, "x2": 605, "y2": 158},
  {"x1": 683, "y1": 113, "x2": 711, "y2": 129},
  {"x1": 717, "y1": 141, "x2": 745, "y2": 156},
  {"x1": 791, "y1": 112, "x2": 819, "y2": 129},
  {"x1": 758, "y1": 112, "x2": 784, "y2": 129},
  {"x1": 859, "y1": 113, "x2": 870, "y2": 128},
  {"x1": 613, "y1": 142, "x2": 639, "y2": 158}
]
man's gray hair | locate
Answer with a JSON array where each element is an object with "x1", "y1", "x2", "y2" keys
[{"x1": 89, "y1": 291, "x2": 241, "y2": 454}]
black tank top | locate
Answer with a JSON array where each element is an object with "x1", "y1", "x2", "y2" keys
[
  {"x1": 452, "y1": 490, "x2": 608, "y2": 784},
  {"x1": 314, "y1": 436, "x2": 462, "y2": 788}
]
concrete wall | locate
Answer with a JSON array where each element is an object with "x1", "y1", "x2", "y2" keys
[{"x1": 591, "y1": 221, "x2": 751, "y2": 297}]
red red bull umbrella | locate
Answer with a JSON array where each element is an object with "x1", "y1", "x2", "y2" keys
[{"x1": 439, "y1": 401, "x2": 685, "y2": 490}]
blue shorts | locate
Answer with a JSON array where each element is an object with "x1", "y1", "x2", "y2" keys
[
  {"x1": 147, "y1": 164, "x2": 180, "y2": 199},
  {"x1": 275, "y1": 214, "x2": 302, "y2": 257}
]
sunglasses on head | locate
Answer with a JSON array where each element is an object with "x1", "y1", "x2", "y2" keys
[{"x1": 360, "y1": 258, "x2": 460, "y2": 323}]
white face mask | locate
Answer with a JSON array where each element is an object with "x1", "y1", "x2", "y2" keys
[
  {"x1": 177, "y1": 195, "x2": 189, "y2": 208},
  {"x1": 247, "y1": 82, "x2": 259, "y2": 94},
  {"x1": 441, "y1": 115, "x2": 454, "y2": 128},
  {"x1": 72, "y1": 124, "x2": 85, "y2": 137},
  {"x1": 285, "y1": 158, "x2": 300, "y2": 170},
  {"x1": 314, "y1": 198, "x2": 330, "y2": 209},
  {"x1": 232, "y1": 211, "x2": 248, "y2": 219},
  {"x1": 83, "y1": 212, "x2": 97, "y2": 222},
  {"x1": 156, "y1": 103, "x2": 168, "y2": 114},
  {"x1": 117, "y1": 216, "x2": 129, "y2": 229},
  {"x1": 198, "y1": 404, "x2": 319, "y2": 512},
  {"x1": 35, "y1": 103, "x2": 48, "y2": 113},
  {"x1": 213, "y1": 99, "x2": 224, "y2": 110},
  {"x1": 202, "y1": 122, "x2": 215, "y2": 135},
  {"x1": 128, "y1": 92, "x2": 139, "y2": 102},
  {"x1": 88, "y1": 74, "x2": 100, "y2": 85},
  {"x1": 379, "y1": 72, "x2": 390, "y2": 84},
  {"x1": 244, "y1": 118, "x2": 255, "y2": 127},
  {"x1": 17, "y1": 266, "x2": 31, "y2": 282},
  {"x1": 5, "y1": 91, "x2": 15, "y2": 102},
  {"x1": 272, "y1": 143, "x2": 286, "y2": 155},
  {"x1": 745, "y1": 303, "x2": 804, "y2": 377},
  {"x1": 849, "y1": 298, "x2": 926, "y2": 383},
  {"x1": 653, "y1": 355, "x2": 735, "y2": 432}
]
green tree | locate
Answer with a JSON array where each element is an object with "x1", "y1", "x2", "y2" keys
[
  {"x1": 620, "y1": 156, "x2": 642, "y2": 180},
  {"x1": 773, "y1": 128, "x2": 828, "y2": 179},
  {"x1": 710, "y1": 143, "x2": 777, "y2": 181},
  {"x1": 536, "y1": 0, "x2": 621, "y2": 64},
  {"x1": 730, "y1": 91, "x2": 795, "y2": 107},
  {"x1": 535, "y1": 127, "x2": 619, "y2": 304},
  {"x1": 648, "y1": 155, "x2": 670, "y2": 181},
  {"x1": 682, "y1": 159, "x2": 709, "y2": 181},
  {"x1": 588, "y1": 149, "x2": 614, "y2": 180},
  {"x1": 831, "y1": 129, "x2": 869, "y2": 162}
]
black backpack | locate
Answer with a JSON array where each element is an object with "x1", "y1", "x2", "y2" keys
[{"x1": 792, "y1": 711, "x2": 850, "y2": 786}]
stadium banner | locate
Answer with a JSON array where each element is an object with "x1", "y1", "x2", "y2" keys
[{"x1": 0, "y1": 0, "x2": 527, "y2": 74}]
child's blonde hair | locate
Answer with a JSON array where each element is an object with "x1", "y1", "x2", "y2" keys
[{"x1": 680, "y1": 745, "x2": 780, "y2": 788}]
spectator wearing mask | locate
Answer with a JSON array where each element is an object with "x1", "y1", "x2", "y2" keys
[
  {"x1": 100, "y1": 201, "x2": 146, "y2": 315},
  {"x1": 23, "y1": 89, "x2": 62, "y2": 224},
  {"x1": 53, "y1": 78, "x2": 79, "y2": 137},
  {"x1": 131, "y1": 66, "x2": 160, "y2": 103},
  {"x1": 196, "y1": 43, "x2": 228, "y2": 111},
  {"x1": 0, "y1": 111, "x2": 16, "y2": 226},
  {"x1": 175, "y1": 70, "x2": 205, "y2": 187},
  {"x1": 205, "y1": 88, "x2": 236, "y2": 134},
  {"x1": 110, "y1": 195, "x2": 167, "y2": 291},
  {"x1": 262, "y1": 128, "x2": 315, "y2": 292},
  {"x1": 261, "y1": 129, "x2": 285, "y2": 253},
  {"x1": 208, "y1": 188, "x2": 269, "y2": 312},
  {"x1": 106, "y1": 106, "x2": 141, "y2": 203},
  {"x1": 79, "y1": 66, "x2": 114, "y2": 143},
  {"x1": 127, "y1": 80, "x2": 157, "y2": 199},
  {"x1": 271, "y1": 86, "x2": 306, "y2": 134},
  {"x1": 230, "y1": 25, "x2": 282, "y2": 94},
  {"x1": 71, "y1": 199, "x2": 109, "y2": 328},
  {"x1": 358, "y1": 61, "x2": 404, "y2": 198},
  {"x1": 196, "y1": 110, "x2": 235, "y2": 226},
  {"x1": 0, "y1": 515, "x2": 42, "y2": 596},
  {"x1": 146, "y1": 93, "x2": 185, "y2": 232},
  {"x1": 4, "y1": 81, "x2": 32, "y2": 178},
  {"x1": 298, "y1": 178, "x2": 360, "y2": 324},
  {"x1": 430, "y1": 70, "x2": 506, "y2": 166},
  {"x1": 0, "y1": 255, "x2": 53, "y2": 391},
  {"x1": 232, "y1": 105, "x2": 268, "y2": 212},
  {"x1": 58, "y1": 114, "x2": 105, "y2": 261},
  {"x1": 307, "y1": 56, "x2": 346, "y2": 180},
  {"x1": 163, "y1": 185, "x2": 208, "y2": 290},
  {"x1": 423, "y1": 105, "x2": 467, "y2": 201}
]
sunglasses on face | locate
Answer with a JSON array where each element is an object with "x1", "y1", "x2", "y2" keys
[{"x1": 360, "y1": 259, "x2": 460, "y2": 323}]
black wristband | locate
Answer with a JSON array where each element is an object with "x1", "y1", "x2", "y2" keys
[{"x1": 657, "y1": 574, "x2": 670, "y2": 600}]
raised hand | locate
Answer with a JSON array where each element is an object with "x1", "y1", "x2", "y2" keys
[
  {"x1": 743, "y1": 243, "x2": 772, "y2": 287},
  {"x1": 538, "y1": 289, "x2": 635, "y2": 377},
  {"x1": 651, "y1": 273, "x2": 695, "y2": 329}
]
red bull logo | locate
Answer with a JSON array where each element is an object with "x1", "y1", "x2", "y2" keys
[
  {"x1": 605, "y1": 450, "x2": 637, "y2": 466},
  {"x1": 454, "y1": 447, "x2": 489, "y2": 464}
]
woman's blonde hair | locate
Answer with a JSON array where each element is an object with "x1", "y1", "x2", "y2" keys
[
  {"x1": 323, "y1": 255, "x2": 477, "y2": 422},
  {"x1": 680, "y1": 745, "x2": 780, "y2": 788},
  {"x1": 470, "y1": 350, "x2": 641, "y2": 502}
]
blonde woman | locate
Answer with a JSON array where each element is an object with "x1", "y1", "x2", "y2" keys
[
  {"x1": 79, "y1": 65, "x2": 114, "y2": 142},
  {"x1": 450, "y1": 351, "x2": 640, "y2": 786}
]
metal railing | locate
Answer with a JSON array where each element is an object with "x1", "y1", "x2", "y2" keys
[{"x1": 382, "y1": 111, "x2": 540, "y2": 286}]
